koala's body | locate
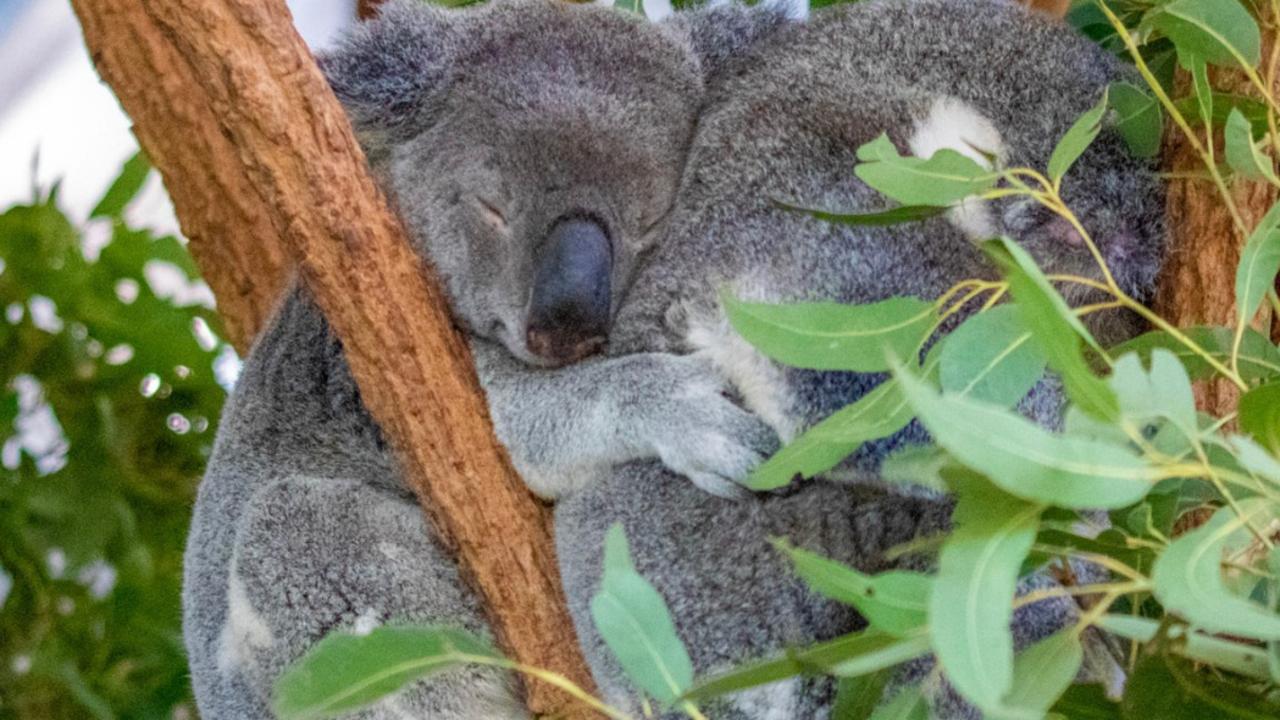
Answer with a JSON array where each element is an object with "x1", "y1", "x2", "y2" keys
[
  {"x1": 183, "y1": 1, "x2": 791, "y2": 717},
  {"x1": 555, "y1": 0, "x2": 1164, "y2": 716}
]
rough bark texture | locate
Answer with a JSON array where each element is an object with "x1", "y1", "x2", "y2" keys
[
  {"x1": 72, "y1": 3, "x2": 290, "y2": 353},
  {"x1": 69, "y1": 0, "x2": 599, "y2": 715},
  {"x1": 1022, "y1": 0, "x2": 1070, "y2": 18},
  {"x1": 1157, "y1": 24, "x2": 1280, "y2": 415}
]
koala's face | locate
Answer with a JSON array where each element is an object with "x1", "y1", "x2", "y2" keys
[
  {"x1": 326, "y1": 0, "x2": 706, "y2": 366},
  {"x1": 998, "y1": 123, "x2": 1166, "y2": 345}
]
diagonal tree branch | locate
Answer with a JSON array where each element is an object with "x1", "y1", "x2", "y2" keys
[{"x1": 69, "y1": 0, "x2": 599, "y2": 715}]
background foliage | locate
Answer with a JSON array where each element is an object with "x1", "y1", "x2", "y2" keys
[{"x1": 0, "y1": 156, "x2": 227, "y2": 718}]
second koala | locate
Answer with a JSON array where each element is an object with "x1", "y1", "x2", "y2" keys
[{"x1": 556, "y1": 0, "x2": 1165, "y2": 716}]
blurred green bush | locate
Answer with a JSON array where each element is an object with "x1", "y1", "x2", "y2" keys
[{"x1": 0, "y1": 153, "x2": 230, "y2": 718}]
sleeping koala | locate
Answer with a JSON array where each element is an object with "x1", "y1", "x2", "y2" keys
[
  {"x1": 555, "y1": 0, "x2": 1165, "y2": 716},
  {"x1": 182, "y1": 2, "x2": 791, "y2": 717}
]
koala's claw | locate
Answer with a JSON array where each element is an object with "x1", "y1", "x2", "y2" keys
[{"x1": 644, "y1": 355, "x2": 781, "y2": 498}]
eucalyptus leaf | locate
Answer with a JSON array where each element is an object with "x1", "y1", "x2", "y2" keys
[
  {"x1": 90, "y1": 151, "x2": 151, "y2": 220},
  {"x1": 776, "y1": 540, "x2": 932, "y2": 637},
  {"x1": 1000, "y1": 629, "x2": 1083, "y2": 716},
  {"x1": 928, "y1": 473, "x2": 1042, "y2": 713},
  {"x1": 683, "y1": 629, "x2": 930, "y2": 702},
  {"x1": 1239, "y1": 382, "x2": 1280, "y2": 454},
  {"x1": 893, "y1": 359, "x2": 1153, "y2": 509},
  {"x1": 591, "y1": 524, "x2": 694, "y2": 703},
  {"x1": 1109, "y1": 82, "x2": 1163, "y2": 158},
  {"x1": 1225, "y1": 108, "x2": 1278, "y2": 183},
  {"x1": 776, "y1": 200, "x2": 949, "y2": 227},
  {"x1": 1111, "y1": 325, "x2": 1280, "y2": 382},
  {"x1": 855, "y1": 134, "x2": 998, "y2": 206},
  {"x1": 869, "y1": 686, "x2": 929, "y2": 720},
  {"x1": 984, "y1": 238, "x2": 1118, "y2": 421},
  {"x1": 725, "y1": 293, "x2": 936, "y2": 372},
  {"x1": 1123, "y1": 645, "x2": 1280, "y2": 720},
  {"x1": 746, "y1": 378, "x2": 914, "y2": 490},
  {"x1": 1152, "y1": 500, "x2": 1280, "y2": 641},
  {"x1": 833, "y1": 670, "x2": 894, "y2": 720},
  {"x1": 1152, "y1": 0, "x2": 1262, "y2": 69},
  {"x1": 1050, "y1": 684, "x2": 1121, "y2": 720},
  {"x1": 1235, "y1": 199, "x2": 1280, "y2": 327},
  {"x1": 1049, "y1": 90, "x2": 1109, "y2": 182},
  {"x1": 940, "y1": 305, "x2": 1047, "y2": 408},
  {"x1": 1096, "y1": 615, "x2": 1272, "y2": 680},
  {"x1": 272, "y1": 626, "x2": 501, "y2": 720}
]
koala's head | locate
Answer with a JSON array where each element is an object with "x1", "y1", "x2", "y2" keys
[{"x1": 321, "y1": 0, "x2": 789, "y2": 366}]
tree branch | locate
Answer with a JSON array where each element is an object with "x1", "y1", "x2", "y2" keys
[{"x1": 69, "y1": 0, "x2": 599, "y2": 715}]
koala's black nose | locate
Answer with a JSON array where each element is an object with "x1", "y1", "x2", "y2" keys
[{"x1": 526, "y1": 216, "x2": 612, "y2": 365}]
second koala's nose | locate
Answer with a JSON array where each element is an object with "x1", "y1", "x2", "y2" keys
[{"x1": 526, "y1": 216, "x2": 612, "y2": 365}]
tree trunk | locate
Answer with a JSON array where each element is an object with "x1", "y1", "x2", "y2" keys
[
  {"x1": 1156, "y1": 22, "x2": 1279, "y2": 415},
  {"x1": 69, "y1": 0, "x2": 599, "y2": 716},
  {"x1": 1022, "y1": 0, "x2": 1070, "y2": 17}
]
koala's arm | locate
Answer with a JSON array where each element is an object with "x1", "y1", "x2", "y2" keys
[{"x1": 470, "y1": 338, "x2": 778, "y2": 500}]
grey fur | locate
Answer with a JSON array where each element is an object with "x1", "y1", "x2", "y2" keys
[
  {"x1": 556, "y1": 0, "x2": 1164, "y2": 716},
  {"x1": 184, "y1": 1, "x2": 789, "y2": 717}
]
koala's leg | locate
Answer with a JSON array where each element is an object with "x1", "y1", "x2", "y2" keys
[
  {"x1": 471, "y1": 338, "x2": 778, "y2": 499},
  {"x1": 556, "y1": 462, "x2": 953, "y2": 719},
  {"x1": 209, "y1": 474, "x2": 527, "y2": 720}
]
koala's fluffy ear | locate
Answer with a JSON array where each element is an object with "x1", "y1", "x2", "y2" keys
[
  {"x1": 662, "y1": 2, "x2": 795, "y2": 81},
  {"x1": 317, "y1": 0, "x2": 461, "y2": 163}
]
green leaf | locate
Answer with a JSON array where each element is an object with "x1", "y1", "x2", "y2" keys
[
  {"x1": 1111, "y1": 326, "x2": 1280, "y2": 382},
  {"x1": 1225, "y1": 108, "x2": 1278, "y2": 183},
  {"x1": 869, "y1": 686, "x2": 929, "y2": 720},
  {"x1": 1096, "y1": 615, "x2": 1273, "y2": 680},
  {"x1": 776, "y1": 200, "x2": 948, "y2": 227},
  {"x1": 1001, "y1": 629, "x2": 1083, "y2": 716},
  {"x1": 1189, "y1": 55, "x2": 1214, "y2": 129},
  {"x1": 1109, "y1": 350, "x2": 1198, "y2": 432},
  {"x1": 725, "y1": 293, "x2": 936, "y2": 372},
  {"x1": 880, "y1": 444, "x2": 953, "y2": 494},
  {"x1": 939, "y1": 305, "x2": 1047, "y2": 408},
  {"x1": 1152, "y1": 500, "x2": 1280, "y2": 641},
  {"x1": 683, "y1": 629, "x2": 930, "y2": 702},
  {"x1": 1174, "y1": 94, "x2": 1271, "y2": 133},
  {"x1": 1110, "y1": 82, "x2": 1164, "y2": 159},
  {"x1": 746, "y1": 377, "x2": 915, "y2": 490},
  {"x1": 1049, "y1": 89, "x2": 1109, "y2": 182},
  {"x1": 1239, "y1": 382, "x2": 1280, "y2": 454},
  {"x1": 893, "y1": 359, "x2": 1153, "y2": 509},
  {"x1": 928, "y1": 474, "x2": 1042, "y2": 713},
  {"x1": 855, "y1": 134, "x2": 998, "y2": 206},
  {"x1": 272, "y1": 626, "x2": 502, "y2": 720},
  {"x1": 1122, "y1": 644, "x2": 1280, "y2": 720},
  {"x1": 90, "y1": 151, "x2": 151, "y2": 219},
  {"x1": 833, "y1": 670, "x2": 894, "y2": 720},
  {"x1": 775, "y1": 540, "x2": 931, "y2": 636},
  {"x1": 1152, "y1": 0, "x2": 1262, "y2": 69},
  {"x1": 1051, "y1": 684, "x2": 1121, "y2": 720},
  {"x1": 613, "y1": 0, "x2": 645, "y2": 15},
  {"x1": 1235, "y1": 199, "x2": 1280, "y2": 327},
  {"x1": 985, "y1": 238, "x2": 1118, "y2": 421},
  {"x1": 591, "y1": 524, "x2": 694, "y2": 704}
]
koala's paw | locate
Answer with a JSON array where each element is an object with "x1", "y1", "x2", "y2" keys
[{"x1": 644, "y1": 355, "x2": 781, "y2": 499}]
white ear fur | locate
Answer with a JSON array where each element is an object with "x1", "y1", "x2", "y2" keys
[{"x1": 909, "y1": 96, "x2": 1007, "y2": 242}]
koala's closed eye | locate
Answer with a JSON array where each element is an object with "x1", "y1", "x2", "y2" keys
[{"x1": 471, "y1": 195, "x2": 508, "y2": 234}]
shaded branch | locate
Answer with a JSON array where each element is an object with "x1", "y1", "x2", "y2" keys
[{"x1": 70, "y1": 0, "x2": 599, "y2": 715}]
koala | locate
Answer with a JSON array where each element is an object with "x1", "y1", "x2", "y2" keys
[
  {"x1": 182, "y1": 2, "x2": 792, "y2": 718},
  {"x1": 555, "y1": 0, "x2": 1164, "y2": 716}
]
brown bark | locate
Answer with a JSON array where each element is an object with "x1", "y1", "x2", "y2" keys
[
  {"x1": 356, "y1": 0, "x2": 384, "y2": 20},
  {"x1": 1021, "y1": 0, "x2": 1070, "y2": 18},
  {"x1": 73, "y1": 3, "x2": 290, "y2": 353},
  {"x1": 70, "y1": 0, "x2": 598, "y2": 716},
  {"x1": 1157, "y1": 26, "x2": 1279, "y2": 415}
]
